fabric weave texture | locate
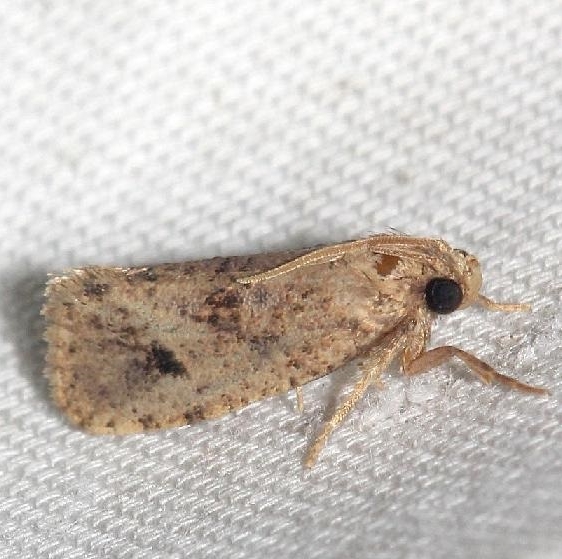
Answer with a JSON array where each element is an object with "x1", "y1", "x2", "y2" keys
[{"x1": 0, "y1": 2, "x2": 561, "y2": 558}]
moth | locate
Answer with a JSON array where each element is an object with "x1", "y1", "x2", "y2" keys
[{"x1": 43, "y1": 235, "x2": 547, "y2": 467}]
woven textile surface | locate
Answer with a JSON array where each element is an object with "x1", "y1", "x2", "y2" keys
[{"x1": 1, "y1": 2, "x2": 561, "y2": 558}]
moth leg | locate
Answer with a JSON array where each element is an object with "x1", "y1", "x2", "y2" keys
[
  {"x1": 304, "y1": 324, "x2": 407, "y2": 468},
  {"x1": 295, "y1": 386, "x2": 305, "y2": 413},
  {"x1": 304, "y1": 366, "x2": 373, "y2": 469},
  {"x1": 404, "y1": 346, "x2": 548, "y2": 395}
]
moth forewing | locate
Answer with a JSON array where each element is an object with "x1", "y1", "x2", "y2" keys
[{"x1": 43, "y1": 248, "x2": 408, "y2": 435}]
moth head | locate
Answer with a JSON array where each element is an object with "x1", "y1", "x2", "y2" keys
[
  {"x1": 424, "y1": 249, "x2": 482, "y2": 314},
  {"x1": 424, "y1": 247, "x2": 528, "y2": 315},
  {"x1": 455, "y1": 249, "x2": 483, "y2": 309}
]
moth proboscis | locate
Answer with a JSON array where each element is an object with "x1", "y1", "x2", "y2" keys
[{"x1": 43, "y1": 234, "x2": 548, "y2": 468}]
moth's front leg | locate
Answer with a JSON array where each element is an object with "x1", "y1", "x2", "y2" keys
[
  {"x1": 403, "y1": 345, "x2": 548, "y2": 395},
  {"x1": 304, "y1": 321, "x2": 409, "y2": 468}
]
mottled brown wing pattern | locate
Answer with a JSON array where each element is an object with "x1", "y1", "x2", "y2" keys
[{"x1": 43, "y1": 249, "x2": 409, "y2": 434}]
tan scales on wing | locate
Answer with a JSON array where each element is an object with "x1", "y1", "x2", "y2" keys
[{"x1": 43, "y1": 247, "x2": 430, "y2": 434}]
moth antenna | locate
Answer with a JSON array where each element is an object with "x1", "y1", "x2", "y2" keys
[{"x1": 478, "y1": 294, "x2": 531, "y2": 313}]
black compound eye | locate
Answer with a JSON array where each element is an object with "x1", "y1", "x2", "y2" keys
[{"x1": 425, "y1": 277, "x2": 463, "y2": 314}]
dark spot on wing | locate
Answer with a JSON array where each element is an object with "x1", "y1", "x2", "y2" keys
[
  {"x1": 216, "y1": 257, "x2": 234, "y2": 273},
  {"x1": 126, "y1": 268, "x2": 158, "y2": 283},
  {"x1": 180, "y1": 263, "x2": 199, "y2": 275},
  {"x1": 148, "y1": 342, "x2": 188, "y2": 377},
  {"x1": 140, "y1": 268, "x2": 158, "y2": 281},
  {"x1": 183, "y1": 405, "x2": 204, "y2": 423},
  {"x1": 239, "y1": 256, "x2": 256, "y2": 272},
  {"x1": 204, "y1": 287, "x2": 242, "y2": 309},
  {"x1": 249, "y1": 334, "x2": 280, "y2": 356},
  {"x1": 83, "y1": 282, "x2": 110, "y2": 298},
  {"x1": 190, "y1": 288, "x2": 243, "y2": 333},
  {"x1": 139, "y1": 414, "x2": 161, "y2": 429}
]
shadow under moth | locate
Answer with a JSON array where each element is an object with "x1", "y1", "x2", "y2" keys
[{"x1": 43, "y1": 234, "x2": 547, "y2": 467}]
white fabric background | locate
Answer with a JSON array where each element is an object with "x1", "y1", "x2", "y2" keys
[{"x1": 1, "y1": 1, "x2": 561, "y2": 558}]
